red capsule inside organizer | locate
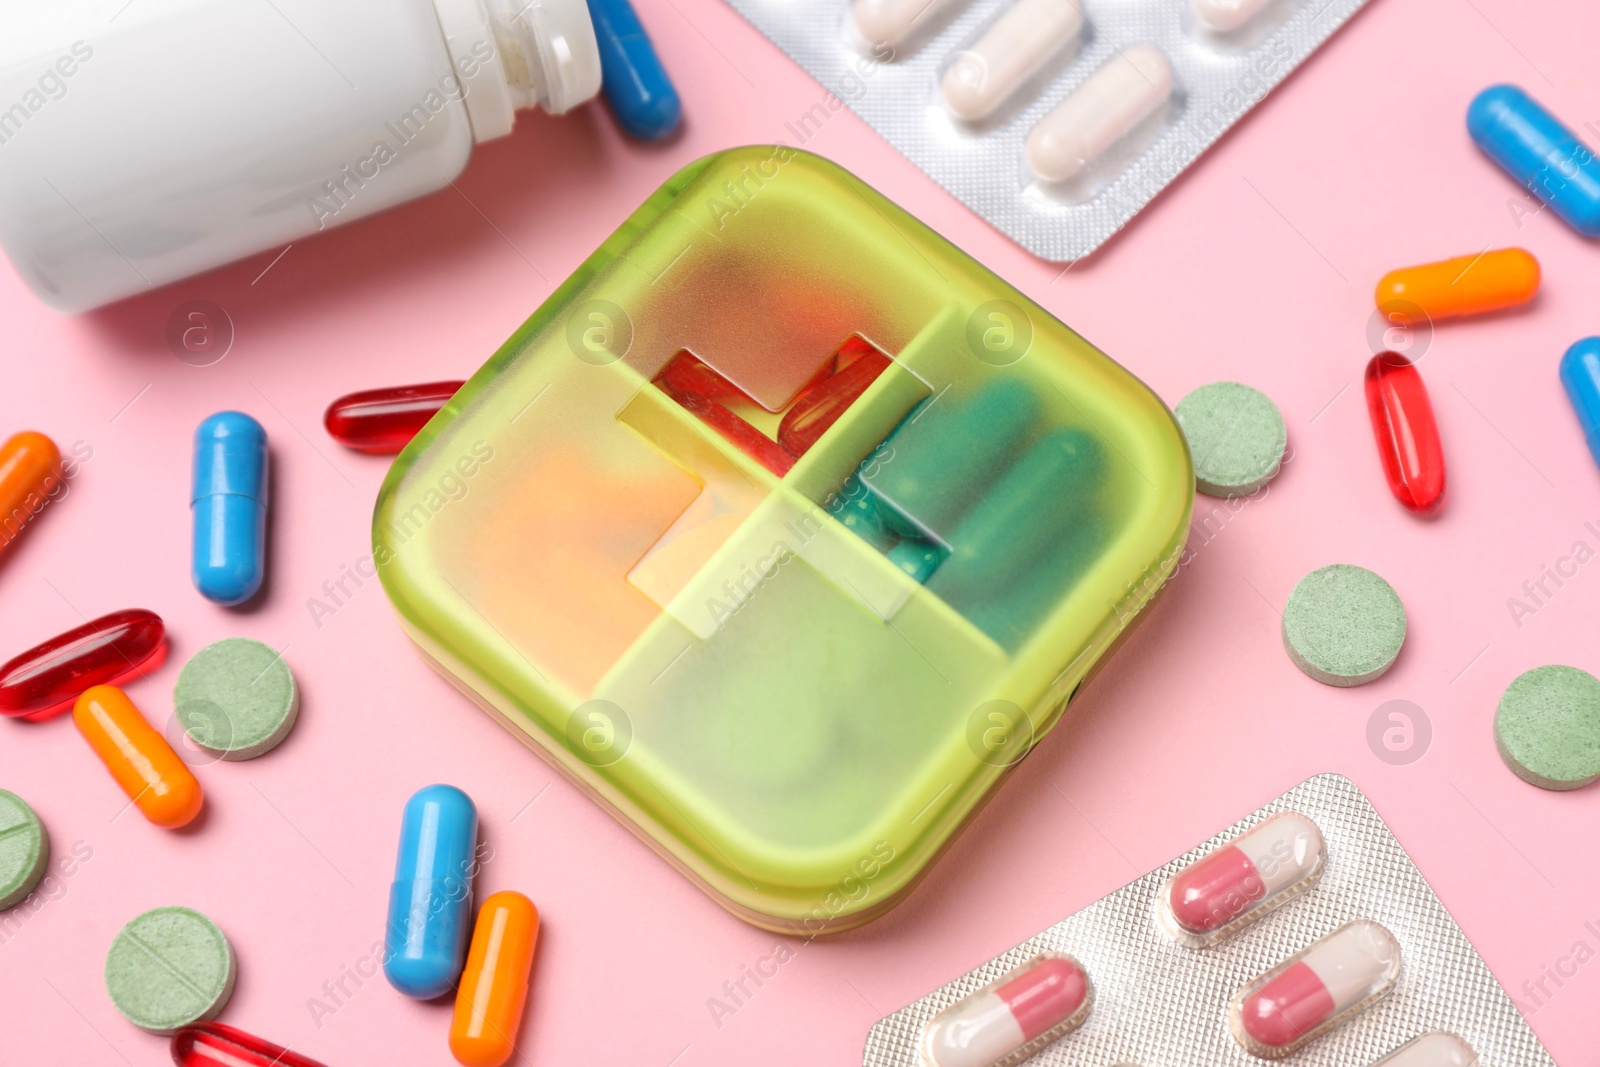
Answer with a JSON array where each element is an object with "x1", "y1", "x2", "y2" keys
[
  {"x1": 171, "y1": 1022, "x2": 330, "y2": 1067},
  {"x1": 1365, "y1": 352, "x2": 1444, "y2": 515},
  {"x1": 324, "y1": 380, "x2": 464, "y2": 453},
  {"x1": 921, "y1": 953, "x2": 1092, "y2": 1067},
  {"x1": 779, "y1": 345, "x2": 892, "y2": 458},
  {"x1": 668, "y1": 388, "x2": 795, "y2": 476},
  {"x1": 657, "y1": 351, "x2": 752, "y2": 402},
  {"x1": 0, "y1": 609, "x2": 166, "y2": 719}
]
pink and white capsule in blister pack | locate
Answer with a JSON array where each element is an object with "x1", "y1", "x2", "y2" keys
[
  {"x1": 722, "y1": 0, "x2": 1372, "y2": 260},
  {"x1": 864, "y1": 774, "x2": 1554, "y2": 1067}
]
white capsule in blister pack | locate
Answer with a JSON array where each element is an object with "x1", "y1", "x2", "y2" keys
[
  {"x1": 725, "y1": 0, "x2": 1375, "y2": 260},
  {"x1": 1371, "y1": 1032, "x2": 1482, "y2": 1067}
]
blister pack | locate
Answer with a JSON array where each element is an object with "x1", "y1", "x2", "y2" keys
[
  {"x1": 724, "y1": 0, "x2": 1372, "y2": 260},
  {"x1": 863, "y1": 774, "x2": 1554, "y2": 1067}
]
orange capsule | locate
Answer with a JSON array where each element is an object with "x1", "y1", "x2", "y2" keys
[
  {"x1": 450, "y1": 891, "x2": 540, "y2": 1067},
  {"x1": 0, "y1": 431, "x2": 62, "y2": 553},
  {"x1": 73, "y1": 685, "x2": 203, "y2": 829},
  {"x1": 1375, "y1": 247, "x2": 1539, "y2": 325}
]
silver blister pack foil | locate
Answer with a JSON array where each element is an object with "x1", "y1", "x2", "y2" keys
[
  {"x1": 863, "y1": 774, "x2": 1555, "y2": 1067},
  {"x1": 723, "y1": 0, "x2": 1372, "y2": 261}
]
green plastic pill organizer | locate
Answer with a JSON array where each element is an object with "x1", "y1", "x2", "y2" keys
[{"x1": 374, "y1": 147, "x2": 1193, "y2": 933}]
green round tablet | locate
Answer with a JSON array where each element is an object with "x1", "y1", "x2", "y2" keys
[
  {"x1": 1282, "y1": 564, "x2": 1407, "y2": 686},
  {"x1": 0, "y1": 790, "x2": 48, "y2": 910},
  {"x1": 174, "y1": 638, "x2": 299, "y2": 760},
  {"x1": 1495, "y1": 665, "x2": 1600, "y2": 790},
  {"x1": 105, "y1": 906, "x2": 236, "y2": 1033},
  {"x1": 1175, "y1": 382, "x2": 1287, "y2": 498}
]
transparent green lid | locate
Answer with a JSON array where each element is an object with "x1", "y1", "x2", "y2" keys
[{"x1": 374, "y1": 147, "x2": 1192, "y2": 932}]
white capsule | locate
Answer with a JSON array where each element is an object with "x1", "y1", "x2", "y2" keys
[
  {"x1": 1193, "y1": 0, "x2": 1274, "y2": 33},
  {"x1": 1371, "y1": 1032, "x2": 1480, "y2": 1067},
  {"x1": 850, "y1": 0, "x2": 966, "y2": 49},
  {"x1": 1025, "y1": 45, "x2": 1174, "y2": 183},
  {"x1": 941, "y1": 0, "x2": 1084, "y2": 122},
  {"x1": 1161, "y1": 811, "x2": 1326, "y2": 944}
]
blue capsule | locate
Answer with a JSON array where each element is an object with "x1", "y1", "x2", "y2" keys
[
  {"x1": 384, "y1": 784, "x2": 479, "y2": 999},
  {"x1": 1560, "y1": 338, "x2": 1600, "y2": 473},
  {"x1": 587, "y1": 0, "x2": 681, "y2": 140},
  {"x1": 1467, "y1": 85, "x2": 1600, "y2": 238},
  {"x1": 191, "y1": 411, "x2": 267, "y2": 605}
]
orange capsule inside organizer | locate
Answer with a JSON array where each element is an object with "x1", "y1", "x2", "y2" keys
[
  {"x1": 450, "y1": 892, "x2": 540, "y2": 1067},
  {"x1": 73, "y1": 685, "x2": 203, "y2": 829},
  {"x1": 1375, "y1": 247, "x2": 1539, "y2": 325},
  {"x1": 0, "y1": 431, "x2": 62, "y2": 554}
]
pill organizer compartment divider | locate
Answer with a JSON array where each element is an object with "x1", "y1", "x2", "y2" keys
[{"x1": 374, "y1": 147, "x2": 1192, "y2": 931}]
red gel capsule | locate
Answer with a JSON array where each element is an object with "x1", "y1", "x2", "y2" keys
[
  {"x1": 324, "y1": 381, "x2": 464, "y2": 453},
  {"x1": 0, "y1": 609, "x2": 165, "y2": 719},
  {"x1": 669, "y1": 389, "x2": 795, "y2": 476},
  {"x1": 171, "y1": 1022, "x2": 330, "y2": 1067},
  {"x1": 658, "y1": 352, "x2": 749, "y2": 402},
  {"x1": 1365, "y1": 352, "x2": 1445, "y2": 514},
  {"x1": 779, "y1": 350, "x2": 891, "y2": 458}
]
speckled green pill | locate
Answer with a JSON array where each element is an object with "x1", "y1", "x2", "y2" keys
[
  {"x1": 1495, "y1": 665, "x2": 1600, "y2": 790},
  {"x1": 174, "y1": 638, "x2": 299, "y2": 760},
  {"x1": 1282, "y1": 564, "x2": 1407, "y2": 686},
  {"x1": 1175, "y1": 382, "x2": 1287, "y2": 498},
  {"x1": 0, "y1": 790, "x2": 47, "y2": 909},
  {"x1": 105, "y1": 906, "x2": 236, "y2": 1033}
]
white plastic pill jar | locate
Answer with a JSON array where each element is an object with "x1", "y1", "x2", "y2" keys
[{"x1": 0, "y1": 0, "x2": 601, "y2": 313}]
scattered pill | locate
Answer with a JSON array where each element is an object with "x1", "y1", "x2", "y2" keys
[
  {"x1": 1375, "y1": 248, "x2": 1539, "y2": 325},
  {"x1": 1232, "y1": 920, "x2": 1401, "y2": 1058},
  {"x1": 174, "y1": 638, "x2": 299, "y2": 761},
  {"x1": 171, "y1": 1022, "x2": 331, "y2": 1067},
  {"x1": 0, "y1": 608, "x2": 166, "y2": 719},
  {"x1": 588, "y1": 0, "x2": 682, "y2": 140},
  {"x1": 921, "y1": 952, "x2": 1091, "y2": 1067},
  {"x1": 192, "y1": 412, "x2": 268, "y2": 606},
  {"x1": 778, "y1": 346, "x2": 891, "y2": 458},
  {"x1": 1365, "y1": 352, "x2": 1445, "y2": 515},
  {"x1": 1282, "y1": 565, "x2": 1406, "y2": 687},
  {"x1": 1174, "y1": 382, "x2": 1286, "y2": 498},
  {"x1": 1162, "y1": 812, "x2": 1325, "y2": 944},
  {"x1": 450, "y1": 891, "x2": 540, "y2": 1067},
  {"x1": 0, "y1": 790, "x2": 48, "y2": 910},
  {"x1": 386, "y1": 784, "x2": 479, "y2": 999},
  {"x1": 324, "y1": 381, "x2": 463, "y2": 454},
  {"x1": 74, "y1": 685, "x2": 204, "y2": 829},
  {"x1": 1370, "y1": 1032, "x2": 1480, "y2": 1067},
  {"x1": 0, "y1": 430, "x2": 61, "y2": 555},
  {"x1": 850, "y1": 0, "x2": 965, "y2": 49},
  {"x1": 106, "y1": 907, "x2": 235, "y2": 1034},
  {"x1": 1467, "y1": 85, "x2": 1600, "y2": 238},
  {"x1": 941, "y1": 0, "x2": 1083, "y2": 122},
  {"x1": 1559, "y1": 337, "x2": 1600, "y2": 473},
  {"x1": 1027, "y1": 46, "x2": 1173, "y2": 184},
  {"x1": 1494, "y1": 664, "x2": 1600, "y2": 791},
  {"x1": 1192, "y1": 0, "x2": 1273, "y2": 32}
]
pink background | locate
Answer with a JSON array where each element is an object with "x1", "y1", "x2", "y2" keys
[{"x1": 4, "y1": 0, "x2": 1599, "y2": 1062}]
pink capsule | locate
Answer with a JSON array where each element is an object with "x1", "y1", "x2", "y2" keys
[
  {"x1": 1233, "y1": 920, "x2": 1402, "y2": 1058},
  {"x1": 170, "y1": 1022, "x2": 330, "y2": 1067},
  {"x1": 1162, "y1": 812, "x2": 1325, "y2": 944},
  {"x1": 0, "y1": 609, "x2": 166, "y2": 720},
  {"x1": 921, "y1": 953, "x2": 1091, "y2": 1067}
]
